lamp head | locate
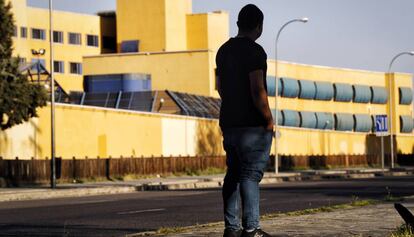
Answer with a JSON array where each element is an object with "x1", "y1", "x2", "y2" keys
[
  {"x1": 409, "y1": 51, "x2": 414, "y2": 56},
  {"x1": 300, "y1": 17, "x2": 309, "y2": 23},
  {"x1": 39, "y1": 48, "x2": 46, "y2": 55},
  {"x1": 31, "y1": 49, "x2": 38, "y2": 56}
]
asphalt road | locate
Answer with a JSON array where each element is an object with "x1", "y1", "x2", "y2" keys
[{"x1": 0, "y1": 176, "x2": 414, "y2": 237}]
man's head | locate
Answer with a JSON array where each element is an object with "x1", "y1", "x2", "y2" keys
[{"x1": 237, "y1": 4, "x2": 264, "y2": 40}]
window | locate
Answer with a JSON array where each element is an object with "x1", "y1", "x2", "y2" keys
[
  {"x1": 68, "y1": 32, "x2": 81, "y2": 45},
  {"x1": 53, "y1": 31, "x2": 64, "y2": 43},
  {"x1": 70, "y1": 62, "x2": 82, "y2": 74},
  {"x1": 13, "y1": 26, "x2": 18, "y2": 37},
  {"x1": 120, "y1": 40, "x2": 139, "y2": 53},
  {"x1": 86, "y1": 35, "x2": 99, "y2": 47},
  {"x1": 54, "y1": 61, "x2": 64, "y2": 73},
  {"x1": 18, "y1": 57, "x2": 26, "y2": 65},
  {"x1": 31, "y1": 58, "x2": 46, "y2": 73},
  {"x1": 102, "y1": 36, "x2": 116, "y2": 50},
  {"x1": 20, "y1": 27, "x2": 27, "y2": 38},
  {"x1": 32, "y1": 28, "x2": 46, "y2": 40}
]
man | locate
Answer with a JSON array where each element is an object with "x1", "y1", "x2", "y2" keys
[{"x1": 216, "y1": 4, "x2": 274, "y2": 237}]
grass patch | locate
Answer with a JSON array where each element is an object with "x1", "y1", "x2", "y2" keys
[
  {"x1": 57, "y1": 167, "x2": 226, "y2": 184},
  {"x1": 390, "y1": 224, "x2": 414, "y2": 237},
  {"x1": 384, "y1": 186, "x2": 405, "y2": 202},
  {"x1": 144, "y1": 199, "x2": 379, "y2": 236},
  {"x1": 262, "y1": 198, "x2": 379, "y2": 220},
  {"x1": 153, "y1": 222, "x2": 222, "y2": 236},
  {"x1": 176, "y1": 167, "x2": 226, "y2": 177}
]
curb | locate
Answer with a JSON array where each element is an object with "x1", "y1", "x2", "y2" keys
[
  {"x1": 1, "y1": 168, "x2": 413, "y2": 201},
  {"x1": 0, "y1": 186, "x2": 138, "y2": 202},
  {"x1": 141, "y1": 169, "x2": 414, "y2": 191}
]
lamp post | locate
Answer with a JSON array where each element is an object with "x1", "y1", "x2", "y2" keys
[
  {"x1": 274, "y1": 18, "x2": 309, "y2": 174},
  {"x1": 387, "y1": 51, "x2": 414, "y2": 169},
  {"x1": 49, "y1": 0, "x2": 56, "y2": 189},
  {"x1": 31, "y1": 48, "x2": 46, "y2": 83}
]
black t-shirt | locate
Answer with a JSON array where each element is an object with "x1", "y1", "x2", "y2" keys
[{"x1": 216, "y1": 37, "x2": 268, "y2": 130}]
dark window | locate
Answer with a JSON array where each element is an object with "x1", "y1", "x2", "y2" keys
[
  {"x1": 31, "y1": 58, "x2": 46, "y2": 73},
  {"x1": 68, "y1": 32, "x2": 81, "y2": 45},
  {"x1": 53, "y1": 31, "x2": 64, "y2": 43},
  {"x1": 54, "y1": 61, "x2": 64, "y2": 73},
  {"x1": 70, "y1": 62, "x2": 82, "y2": 74},
  {"x1": 31, "y1": 28, "x2": 46, "y2": 40},
  {"x1": 102, "y1": 36, "x2": 116, "y2": 50},
  {"x1": 87, "y1": 35, "x2": 99, "y2": 47},
  {"x1": 13, "y1": 26, "x2": 18, "y2": 37},
  {"x1": 20, "y1": 27, "x2": 27, "y2": 38},
  {"x1": 18, "y1": 57, "x2": 27, "y2": 65},
  {"x1": 120, "y1": 40, "x2": 139, "y2": 53}
]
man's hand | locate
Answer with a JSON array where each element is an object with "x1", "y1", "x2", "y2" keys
[
  {"x1": 249, "y1": 70, "x2": 274, "y2": 131},
  {"x1": 265, "y1": 119, "x2": 274, "y2": 132}
]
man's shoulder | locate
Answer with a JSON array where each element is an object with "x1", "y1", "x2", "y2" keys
[{"x1": 251, "y1": 41, "x2": 267, "y2": 58}]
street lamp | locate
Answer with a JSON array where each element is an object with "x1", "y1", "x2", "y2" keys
[
  {"x1": 31, "y1": 48, "x2": 46, "y2": 83},
  {"x1": 49, "y1": 0, "x2": 57, "y2": 189},
  {"x1": 387, "y1": 51, "x2": 414, "y2": 169},
  {"x1": 274, "y1": 18, "x2": 309, "y2": 174}
]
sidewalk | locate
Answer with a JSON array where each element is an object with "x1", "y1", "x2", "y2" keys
[
  {"x1": 140, "y1": 196, "x2": 413, "y2": 237},
  {"x1": 0, "y1": 167, "x2": 413, "y2": 202}
]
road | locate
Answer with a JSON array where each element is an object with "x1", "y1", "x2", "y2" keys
[{"x1": 0, "y1": 176, "x2": 414, "y2": 236}]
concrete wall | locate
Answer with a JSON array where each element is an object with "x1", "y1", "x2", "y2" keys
[
  {"x1": 1, "y1": 102, "x2": 412, "y2": 160},
  {"x1": 0, "y1": 104, "x2": 223, "y2": 160}
]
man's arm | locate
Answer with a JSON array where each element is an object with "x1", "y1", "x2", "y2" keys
[
  {"x1": 216, "y1": 75, "x2": 223, "y2": 98},
  {"x1": 249, "y1": 70, "x2": 274, "y2": 131}
]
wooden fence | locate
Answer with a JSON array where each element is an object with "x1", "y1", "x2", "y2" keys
[
  {"x1": 0, "y1": 156, "x2": 227, "y2": 185},
  {"x1": 0, "y1": 154, "x2": 412, "y2": 186}
]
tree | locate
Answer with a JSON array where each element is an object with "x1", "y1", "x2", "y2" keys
[{"x1": 0, "y1": 0, "x2": 48, "y2": 130}]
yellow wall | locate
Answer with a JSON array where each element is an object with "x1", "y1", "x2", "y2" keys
[
  {"x1": 165, "y1": 0, "x2": 192, "y2": 51},
  {"x1": 187, "y1": 11, "x2": 229, "y2": 52},
  {"x1": 1, "y1": 102, "x2": 412, "y2": 160},
  {"x1": 0, "y1": 104, "x2": 223, "y2": 159},
  {"x1": 263, "y1": 61, "x2": 414, "y2": 154},
  {"x1": 10, "y1": 0, "x2": 101, "y2": 92},
  {"x1": 116, "y1": 0, "x2": 166, "y2": 52},
  {"x1": 83, "y1": 50, "x2": 214, "y2": 97}
]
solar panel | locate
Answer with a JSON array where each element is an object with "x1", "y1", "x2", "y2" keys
[
  {"x1": 65, "y1": 90, "x2": 221, "y2": 119},
  {"x1": 83, "y1": 92, "x2": 118, "y2": 108},
  {"x1": 167, "y1": 91, "x2": 221, "y2": 119},
  {"x1": 118, "y1": 91, "x2": 154, "y2": 112}
]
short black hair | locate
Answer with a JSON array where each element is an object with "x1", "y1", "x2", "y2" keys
[{"x1": 237, "y1": 4, "x2": 264, "y2": 31}]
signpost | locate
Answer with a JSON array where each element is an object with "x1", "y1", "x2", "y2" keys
[{"x1": 375, "y1": 115, "x2": 388, "y2": 170}]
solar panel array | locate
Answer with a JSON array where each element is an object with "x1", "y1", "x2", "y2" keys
[
  {"x1": 65, "y1": 90, "x2": 221, "y2": 119},
  {"x1": 167, "y1": 91, "x2": 220, "y2": 119}
]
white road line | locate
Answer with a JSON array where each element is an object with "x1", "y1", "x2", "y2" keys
[{"x1": 117, "y1": 208, "x2": 166, "y2": 215}]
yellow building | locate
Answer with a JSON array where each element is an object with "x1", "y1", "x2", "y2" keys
[
  {"x1": 1, "y1": 0, "x2": 413, "y2": 165},
  {"x1": 9, "y1": 0, "x2": 102, "y2": 92}
]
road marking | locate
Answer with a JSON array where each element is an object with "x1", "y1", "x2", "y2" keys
[{"x1": 117, "y1": 208, "x2": 166, "y2": 215}]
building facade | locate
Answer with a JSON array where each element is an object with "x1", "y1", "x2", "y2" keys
[{"x1": 1, "y1": 0, "x2": 413, "y2": 162}]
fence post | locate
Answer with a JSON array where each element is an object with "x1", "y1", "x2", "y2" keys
[
  {"x1": 106, "y1": 158, "x2": 111, "y2": 179},
  {"x1": 72, "y1": 156, "x2": 76, "y2": 181}
]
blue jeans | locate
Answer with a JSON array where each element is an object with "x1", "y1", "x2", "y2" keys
[{"x1": 222, "y1": 127, "x2": 273, "y2": 231}]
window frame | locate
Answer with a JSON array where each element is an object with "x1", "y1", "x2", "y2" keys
[
  {"x1": 86, "y1": 34, "x2": 99, "y2": 47},
  {"x1": 53, "y1": 61, "x2": 65, "y2": 74},
  {"x1": 53, "y1": 31, "x2": 64, "y2": 44},
  {"x1": 13, "y1": 26, "x2": 18, "y2": 37},
  {"x1": 20, "y1": 27, "x2": 27, "y2": 38},
  {"x1": 69, "y1": 62, "x2": 82, "y2": 75},
  {"x1": 68, "y1": 32, "x2": 82, "y2": 45},
  {"x1": 31, "y1": 28, "x2": 46, "y2": 40}
]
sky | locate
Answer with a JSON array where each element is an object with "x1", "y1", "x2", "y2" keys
[{"x1": 27, "y1": 0, "x2": 414, "y2": 77}]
